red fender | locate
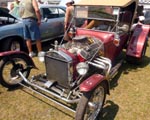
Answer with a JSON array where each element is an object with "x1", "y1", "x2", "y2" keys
[
  {"x1": 126, "y1": 24, "x2": 150, "y2": 58},
  {"x1": 0, "y1": 50, "x2": 26, "y2": 56},
  {"x1": 79, "y1": 74, "x2": 108, "y2": 92},
  {"x1": 0, "y1": 51, "x2": 36, "y2": 68}
]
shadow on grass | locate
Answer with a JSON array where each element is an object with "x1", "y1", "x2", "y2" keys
[
  {"x1": 7, "y1": 85, "x2": 23, "y2": 91},
  {"x1": 110, "y1": 54, "x2": 150, "y2": 90},
  {"x1": 103, "y1": 54, "x2": 150, "y2": 120},
  {"x1": 99, "y1": 100, "x2": 119, "y2": 120}
]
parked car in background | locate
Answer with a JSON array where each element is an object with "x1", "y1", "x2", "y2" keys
[{"x1": 0, "y1": 4, "x2": 66, "y2": 52}]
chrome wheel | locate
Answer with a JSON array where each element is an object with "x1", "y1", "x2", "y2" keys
[
  {"x1": 84, "y1": 86, "x2": 105, "y2": 120},
  {"x1": 75, "y1": 82, "x2": 106, "y2": 120}
]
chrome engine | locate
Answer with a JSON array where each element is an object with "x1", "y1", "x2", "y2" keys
[
  {"x1": 64, "y1": 36, "x2": 104, "y2": 60},
  {"x1": 45, "y1": 36, "x2": 105, "y2": 89}
]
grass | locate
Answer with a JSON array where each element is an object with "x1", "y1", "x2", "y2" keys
[{"x1": 0, "y1": 41, "x2": 150, "y2": 120}]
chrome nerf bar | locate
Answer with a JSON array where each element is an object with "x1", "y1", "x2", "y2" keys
[{"x1": 18, "y1": 71, "x2": 80, "y2": 104}]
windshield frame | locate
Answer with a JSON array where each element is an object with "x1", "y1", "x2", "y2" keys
[
  {"x1": 73, "y1": 5, "x2": 121, "y2": 33},
  {"x1": 74, "y1": 5, "x2": 118, "y2": 22}
]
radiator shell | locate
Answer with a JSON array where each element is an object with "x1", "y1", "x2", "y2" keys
[{"x1": 45, "y1": 50, "x2": 78, "y2": 89}]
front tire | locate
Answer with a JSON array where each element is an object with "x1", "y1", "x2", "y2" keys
[
  {"x1": 75, "y1": 82, "x2": 106, "y2": 120},
  {"x1": 0, "y1": 54, "x2": 31, "y2": 88}
]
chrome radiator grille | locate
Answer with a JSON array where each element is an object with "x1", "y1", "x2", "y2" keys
[{"x1": 45, "y1": 51, "x2": 73, "y2": 89}]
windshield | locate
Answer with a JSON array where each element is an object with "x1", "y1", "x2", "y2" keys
[
  {"x1": 74, "y1": 5, "x2": 118, "y2": 32},
  {"x1": 74, "y1": 6, "x2": 117, "y2": 21}
]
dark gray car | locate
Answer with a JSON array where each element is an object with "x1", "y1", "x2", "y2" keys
[{"x1": 0, "y1": 5, "x2": 66, "y2": 51}]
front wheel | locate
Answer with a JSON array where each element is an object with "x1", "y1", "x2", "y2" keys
[
  {"x1": 0, "y1": 54, "x2": 31, "y2": 88},
  {"x1": 75, "y1": 82, "x2": 106, "y2": 120}
]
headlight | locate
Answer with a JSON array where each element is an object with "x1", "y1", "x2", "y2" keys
[{"x1": 76, "y1": 62, "x2": 89, "y2": 75}]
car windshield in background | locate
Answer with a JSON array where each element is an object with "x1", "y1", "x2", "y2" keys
[{"x1": 41, "y1": 6, "x2": 65, "y2": 18}]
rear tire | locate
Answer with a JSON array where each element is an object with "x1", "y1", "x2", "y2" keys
[{"x1": 75, "y1": 82, "x2": 106, "y2": 120}]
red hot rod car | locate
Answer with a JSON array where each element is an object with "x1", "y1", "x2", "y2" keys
[{"x1": 0, "y1": 0, "x2": 149, "y2": 120}]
